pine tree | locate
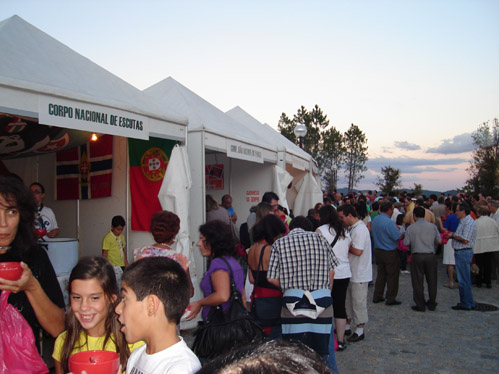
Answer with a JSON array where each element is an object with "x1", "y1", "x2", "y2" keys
[
  {"x1": 376, "y1": 166, "x2": 402, "y2": 195},
  {"x1": 343, "y1": 123, "x2": 368, "y2": 192}
]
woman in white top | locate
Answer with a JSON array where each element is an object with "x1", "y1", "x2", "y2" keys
[{"x1": 316, "y1": 205, "x2": 351, "y2": 351}]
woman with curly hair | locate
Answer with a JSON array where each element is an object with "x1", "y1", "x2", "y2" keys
[
  {"x1": 133, "y1": 210, "x2": 193, "y2": 297},
  {"x1": 186, "y1": 220, "x2": 245, "y2": 321}
]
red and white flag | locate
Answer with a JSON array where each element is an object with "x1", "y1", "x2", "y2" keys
[{"x1": 55, "y1": 135, "x2": 113, "y2": 200}]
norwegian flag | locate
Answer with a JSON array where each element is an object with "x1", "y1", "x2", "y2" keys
[{"x1": 55, "y1": 135, "x2": 113, "y2": 200}]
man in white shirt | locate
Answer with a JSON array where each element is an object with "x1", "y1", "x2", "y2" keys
[
  {"x1": 489, "y1": 200, "x2": 499, "y2": 226},
  {"x1": 337, "y1": 204, "x2": 372, "y2": 343},
  {"x1": 391, "y1": 202, "x2": 403, "y2": 222},
  {"x1": 488, "y1": 200, "x2": 499, "y2": 283},
  {"x1": 30, "y1": 182, "x2": 59, "y2": 239}
]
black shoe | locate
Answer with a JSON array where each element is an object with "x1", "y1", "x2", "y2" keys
[
  {"x1": 486, "y1": 284, "x2": 492, "y2": 289},
  {"x1": 451, "y1": 304, "x2": 473, "y2": 311},
  {"x1": 426, "y1": 301, "x2": 437, "y2": 311},
  {"x1": 373, "y1": 298, "x2": 385, "y2": 303},
  {"x1": 386, "y1": 300, "x2": 402, "y2": 306},
  {"x1": 347, "y1": 333, "x2": 365, "y2": 342},
  {"x1": 344, "y1": 329, "x2": 351, "y2": 337},
  {"x1": 337, "y1": 341, "x2": 347, "y2": 351},
  {"x1": 411, "y1": 305, "x2": 426, "y2": 312}
]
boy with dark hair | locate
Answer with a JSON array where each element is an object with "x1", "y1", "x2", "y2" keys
[
  {"x1": 116, "y1": 257, "x2": 201, "y2": 373},
  {"x1": 102, "y1": 215, "x2": 128, "y2": 270}
]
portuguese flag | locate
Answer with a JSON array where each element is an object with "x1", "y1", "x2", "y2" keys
[{"x1": 128, "y1": 137, "x2": 177, "y2": 231}]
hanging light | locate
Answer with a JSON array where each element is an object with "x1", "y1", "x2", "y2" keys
[{"x1": 90, "y1": 133, "x2": 98, "y2": 141}]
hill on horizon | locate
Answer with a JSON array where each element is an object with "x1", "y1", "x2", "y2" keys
[{"x1": 335, "y1": 187, "x2": 459, "y2": 196}]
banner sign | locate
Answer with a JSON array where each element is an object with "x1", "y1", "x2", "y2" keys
[
  {"x1": 205, "y1": 164, "x2": 224, "y2": 190},
  {"x1": 226, "y1": 140, "x2": 263, "y2": 164},
  {"x1": 39, "y1": 96, "x2": 149, "y2": 140}
]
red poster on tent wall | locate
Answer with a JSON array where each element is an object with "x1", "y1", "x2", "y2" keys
[{"x1": 205, "y1": 164, "x2": 224, "y2": 190}]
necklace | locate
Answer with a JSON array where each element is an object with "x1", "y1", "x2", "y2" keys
[
  {"x1": 156, "y1": 243, "x2": 171, "y2": 247},
  {"x1": 0, "y1": 246, "x2": 11, "y2": 251}
]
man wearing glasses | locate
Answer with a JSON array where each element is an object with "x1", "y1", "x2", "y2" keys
[{"x1": 447, "y1": 204, "x2": 477, "y2": 311}]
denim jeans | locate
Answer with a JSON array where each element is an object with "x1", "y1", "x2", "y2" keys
[
  {"x1": 454, "y1": 249, "x2": 475, "y2": 309},
  {"x1": 325, "y1": 320, "x2": 339, "y2": 374}
]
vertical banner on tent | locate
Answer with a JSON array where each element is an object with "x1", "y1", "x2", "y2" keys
[
  {"x1": 56, "y1": 135, "x2": 113, "y2": 200},
  {"x1": 129, "y1": 138, "x2": 176, "y2": 231},
  {"x1": 205, "y1": 164, "x2": 224, "y2": 190}
]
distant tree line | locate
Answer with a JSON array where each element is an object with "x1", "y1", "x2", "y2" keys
[
  {"x1": 463, "y1": 118, "x2": 499, "y2": 198},
  {"x1": 278, "y1": 105, "x2": 368, "y2": 193}
]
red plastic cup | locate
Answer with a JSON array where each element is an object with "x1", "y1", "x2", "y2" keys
[
  {"x1": 0, "y1": 262, "x2": 23, "y2": 281},
  {"x1": 34, "y1": 228, "x2": 47, "y2": 239},
  {"x1": 68, "y1": 350, "x2": 120, "y2": 374}
]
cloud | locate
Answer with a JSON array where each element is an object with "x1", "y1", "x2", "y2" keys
[
  {"x1": 394, "y1": 141, "x2": 421, "y2": 151},
  {"x1": 426, "y1": 133, "x2": 474, "y2": 154},
  {"x1": 366, "y1": 156, "x2": 468, "y2": 174},
  {"x1": 381, "y1": 146, "x2": 393, "y2": 153}
]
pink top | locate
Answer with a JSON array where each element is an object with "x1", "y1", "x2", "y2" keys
[{"x1": 133, "y1": 245, "x2": 189, "y2": 270}]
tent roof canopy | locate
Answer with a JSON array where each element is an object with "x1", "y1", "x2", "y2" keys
[
  {"x1": 0, "y1": 15, "x2": 187, "y2": 125},
  {"x1": 143, "y1": 77, "x2": 278, "y2": 153},
  {"x1": 226, "y1": 106, "x2": 313, "y2": 162}
]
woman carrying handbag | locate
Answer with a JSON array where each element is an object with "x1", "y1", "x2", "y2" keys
[{"x1": 186, "y1": 220, "x2": 264, "y2": 360}]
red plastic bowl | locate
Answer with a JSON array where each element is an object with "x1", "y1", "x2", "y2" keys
[
  {"x1": 0, "y1": 262, "x2": 23, "y2": 281},
  {"x1": 68, "y1": 350, "x2": 120, "y2": 374}
]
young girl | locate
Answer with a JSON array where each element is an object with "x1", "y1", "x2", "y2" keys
[{"x1": 52, "y1": 256, "x2": 143, "y2": 374}]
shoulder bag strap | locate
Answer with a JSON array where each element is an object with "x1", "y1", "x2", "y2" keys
[
  {"x1": 330, "y1": 233, "x2": 340, "y2": 250},
  {"x1": 219, "y1": 257, "x2": 241, "y2": 301},
  {"x1": 207, "y1": 257, "x2": 239, "y2": 315}
]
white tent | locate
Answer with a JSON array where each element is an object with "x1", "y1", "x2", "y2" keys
[
  {"x1": 143, "y1": 78, "x2": 282, "y2": 300},
  {"x1": 226, "y1": 106, "x2": 312, "y2": 166},
  {"x1": 0, "y1": 16, "x2": 189, "y2": 259},
  {"x1": 0, "y1": 16, "x2": 187, "y2": 141},
  {"x1": 226, "y1": 106, "x2": 323, "y2": 216}
]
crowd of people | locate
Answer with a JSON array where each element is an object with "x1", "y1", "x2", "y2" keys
[{"x1": 1, "y1": 174, "x2": 498, "y2": 374}]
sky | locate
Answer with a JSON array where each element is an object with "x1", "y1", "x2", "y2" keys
[{"x1": 2, "y1": 0, "x2": 498, "y2": 192}]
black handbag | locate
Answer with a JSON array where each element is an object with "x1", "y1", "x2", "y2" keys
[
  {"x1": 192, "y1": 257, "x2": 265, "y2": 359},
  {"x1": 250, "y1": 245, "x2": 282, "y2": 327}
]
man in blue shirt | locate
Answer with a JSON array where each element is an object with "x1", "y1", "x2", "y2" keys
[
  {"x1": 447, "y1": 204, "x2": 477, "y2": 311},
  {"x1": 221, "y1": 194, "x2": 237, "y2": 224},
  {"x1": 371, "y1": 201, "x2": 404, "y2": 306}
]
